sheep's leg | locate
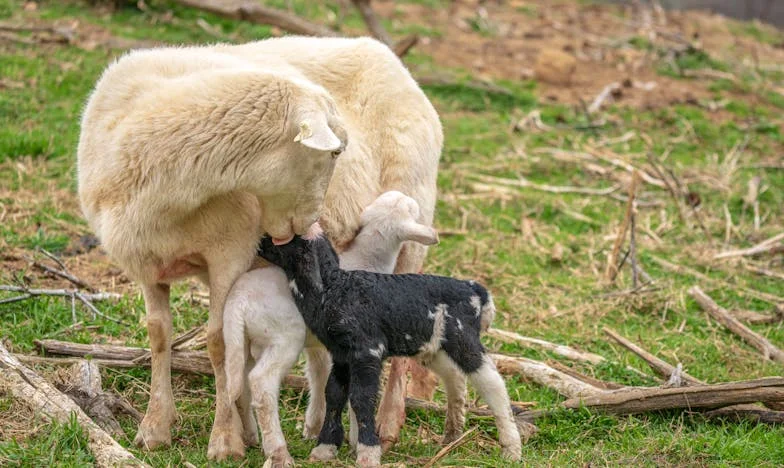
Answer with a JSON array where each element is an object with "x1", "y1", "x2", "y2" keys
[
  {"x1": 311, "y1": 361, "x2": 350, "y2": 461},
  {"x1": 466, "y1": 355, "x2": 522, "y2": 461},
  {"x1": 407, "y1": 358, "x2": 439, "y2": 399},
  {"x1": 428, "y1": 353, "x2": 467, "y2": 444},
  {"x1": 303, "y1": 346, "x2": 331, "y2": 439},
  {"x1": 348, "y1": 402, "x2": 358, "y2": 451},
  {"x1": 349, "y1": 357, "x2": 383, "y2": 468},
  {"x1": 375, "y1": 357, "x2": 408, "y2": 451},
  {"x1": 134, "y1": 283, "x2": 176, "y2": 450},
  {"x1": 206, "y1": 263, "x2": 249, "y2": 461},
  {"x1": 248, "y1": 345, "x2": 299, "y2": 468}
]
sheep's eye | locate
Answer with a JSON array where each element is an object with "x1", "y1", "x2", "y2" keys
[{"x1": 331, "y1": 149, "x2": 342, "y2": 158}]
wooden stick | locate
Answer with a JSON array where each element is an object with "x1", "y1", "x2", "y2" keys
[
  {"x1": 490, "y1": 354, "x2": 604, "y2": 399},
  {"x1": 745, "y1": 265, "x2": 784, "y2": 281},
  {"x1": 703, "y1": 405, "x2": 784, "y2": 425},
  {"x1": 471, "y1": 175, "x2": 620, "y2": 196},
  {"x1": 422, "y1": 426, "x2": 478, "y2": 468},
  {"x1": 31, "y1": 260, "x2": 95, "y2": 292},
  {"x1": 173, "y1": 0, "x2": 339, "y2": 37},
  {"x1": 0, "y1": 285, "x2": 121, "y2": 302},
  {"x1": 587, "y1": 82, "x2": 620, "y2": 114},
  {"x1": 485, "y1": 328, "x2": 605, "y2": 364},
  {"x1": 351, "y1": 0, "x2": 392, "y2": 46},
  {"x1": 713, "y1": 232, "x2": 784, "y2": 260},
  {"x1": 689, "y1": 286, "x2": 784, "y2": 364},
  {"x1": 547, "y1": 361, "x2": 624, "y2": 390},
  {"x1": 606, "y1": 171, "x2": 641, "y2": 282},
  {"x1": 603, "y1": 327, "x2": 704, "y2": 385},
  {"x1": 647, "y1": 255, "x2": 784, "y2": 304},
  {"x1": 0, "y1": 343, "x2": 147, "y2": 467},
  {"x1": 563, "y1": 377, "x2": 784, "y2": 414}
]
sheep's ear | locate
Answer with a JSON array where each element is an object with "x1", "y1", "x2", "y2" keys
[
  {"x1": 294, "y1": 115, "x2": 342, "y2": 152},
  {"x1": 403, "y1": 222, "x2": 439, "y2": 245}
]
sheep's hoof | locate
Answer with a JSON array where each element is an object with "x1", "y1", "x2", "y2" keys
[
  {"x1": 309, "y1": 444, "x2": 338, "y2": 461},
  {"x1": 133, "y1": 414, "x2": 173, "y2": 450},
  {"x1": 207, "y1": 425, "x2": 245, "y2": 461},
  {"x1": 355, "y1": 443, "x2": 382, "y2": 467},
  {"x1": 302, "y1": 424, "x2": 321, "y2": 440}
]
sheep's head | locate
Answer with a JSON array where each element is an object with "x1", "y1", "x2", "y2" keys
[
  {"x1": 359, "y1": 191, "x2": 439, "y2": 246},
  {"x1": 258, "y1": 82, "x2": 348, "y2": 245}
]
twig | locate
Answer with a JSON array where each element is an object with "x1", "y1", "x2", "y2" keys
[
  {"x1": 173, "y1": 0, "x2": 339, "y2": 37},
  {"x1": 689, "y1": 287, "x2": 784, "y2": 364},
  {"x1": 603, "y1": 327, "x2": 704, "y2": 385},
  {"x1": 486, "y1": 328, "x2": 605, "y2": 364},
  {"x1": 647, "y1": 256, "x2": 784, "y2": 304},
  {"x1": 351, "y1": 0, "x2": 392, "y2": 46},
  {"x1": 74, "y1": 292, "x2": 128, "y2": 326},
  {"x1": 713, "y1": 232, "x2": 784, "y2": 260},
  {"x1": 646, "y1": 152, "x2": 687, "y2": 223},
  {"x1": 393, "y1": 34, "x2": 418, "y2": 57},
  {"x1": 471, "y1": 175, "x2": 620, "y2": 196},
  {"x1": 38, "y1": 248, "x2": 67, "y2": 271},
  {"x1": 630, "y1": 199, "x2": 639, "y2": 288},
  {"x1": 0, "y1": 285, "x2": 121, "y2": 302},
  {"x1": 606, "y1": 171, "x2": 641, "y2": 282},
  {"x1": 31, "y1": 260, "x2": 96, "y2": 292},
  {"x1": 587, "y1": 82, "x2": 620, "y2": 114},
  {"x1": 422, "y1": 426, "x2": 478, "y2": 468},
  {"x1": 0, "y1": 294, "x2": 32, "y2": 305},
  {"x1": 745, "y1": 265, "x2": 784, "y2": 281}
]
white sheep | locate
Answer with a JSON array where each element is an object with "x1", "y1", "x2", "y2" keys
[
  {"x1": 223, "y1": 191, "x2": 439, "y2": 467},
  {"x1": 77, "y1": 37, "x2": 442, "y2": 460}
]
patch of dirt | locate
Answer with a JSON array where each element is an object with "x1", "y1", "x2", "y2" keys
[{"x1": 381, "y1": 0, "x2": 784, "y2": 110}]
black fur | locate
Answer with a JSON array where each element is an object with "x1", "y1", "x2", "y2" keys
[{"x1": 257, "y1": 234, "x2": 494, "y2": 451}]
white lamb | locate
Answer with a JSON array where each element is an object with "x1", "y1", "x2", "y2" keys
[
  {"x1": 77, "y1": 36, "x2": 442, "y2": 460},
  {"x1": 223, "y1": 191, "x2": 439, "y2": 467}
]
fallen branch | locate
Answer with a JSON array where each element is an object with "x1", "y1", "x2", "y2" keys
[
  {"x1": 745, "y1": 265, "x2": 784, "y2": 281},
  {"x1": 0, "y1": 343, "x2": 146, "y2": 467},
  {"x1": 689, "y1": 286, "x2": 784, "y2": 364},
  {"x1": 703, "y1": 405, "x2": 784, "y2": 425},
  {"x1": 587, "y1": 82, "x2": 620, "y2": 114},
  {"x1": 603, "y1": 327, "x2": 704, "y2": 385},
  {"x1": 173, "y1": 0, "x2": 339, "y2": 37},
  {"x1": 0, "y1": 285, "x2": 121, "y2": 302},
  {"x1": 563, "y1": 377, "x2": 784, "y2": 414},
  {"x1": 486, "y1": 328, "x2": 605, "y2": 364},
  {"x1": 547, "y1": 361, "x2": 624, "y2": 391},
  {"x1": 490, "y1": 354, "x2": 605, "y2": 399},
  {"x1": 30, "y1": 259, "x2": 95, "y2": 292},
  {"x1": 471, "y1": 175, "x2": 620, "y2": 196},
  {"x1": 647, "y1": 255, "x2": 784, "y2": 304},
  {"x1": 351, "y1": 0, "x2": 392, "y2": 45},
  {"x1": 713, "y1": 232, "x2": 784, "y2": 260}
]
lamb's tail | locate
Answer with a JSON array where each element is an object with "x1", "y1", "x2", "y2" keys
[
  {"x1": 224, "y1": 298, "x2": 248, "y2": 404},
  {"x1": 470, "y1": 282, "x2": 496, "y2": 332}
]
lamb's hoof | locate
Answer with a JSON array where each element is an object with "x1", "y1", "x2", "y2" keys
[
  {"x1": 243, "y1": 427, "x2": 260, "y2": 447},
  {"x1": 501, "y1": 444, "x2": 522, "y2": 462},
  {"x1": 309, "y1": 444, "x2": 338, "y2": 461},
  {"x1": 207, "y1": 425, "x2": 245, "y2": 461},
  {"x1": 262, "y1": 452, "x2": 295, "y2": 468},
  {"x1": 133, "y1": 415, "x2": 173, "y2": 450},
  {"x1": 356, "y1": 443, "x2": 382, "y2": 467}
]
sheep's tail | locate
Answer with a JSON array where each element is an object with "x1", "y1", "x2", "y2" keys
[
  {"x1": 470, "y1": 282, "x2": 496, "y2": 332},
  {"x1": 224, "y1": 305, "x2": 248, "y2": 404}
]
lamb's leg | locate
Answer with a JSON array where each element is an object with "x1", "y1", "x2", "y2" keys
[
  {"x1": 311, "y1": 361, "x2": 350, "y2": 461},
  {"x1": 206, "y1": 264, "x2": 249, "y2": 461},
  {"x1": 349, "y1": 357, "x2": 383, "y2": 468},
  {"x1": 237, "y1": 353, "x2": 259, "y2": 447},
  {"x1": 303, "y1": 346, "x2": 331, "y2": 439},
  {"x1": 428, "y1": 353, "x2": 467, "y2": 444},
  {"x1": 134, "y1": 283, "x2": 176, "y2": 450},
  {"x1": 248, "y1": 345, "x2": 299, "y2": 468},
  {"x1": 466, "y1": 355, "x2": 522, "y2": 461}
]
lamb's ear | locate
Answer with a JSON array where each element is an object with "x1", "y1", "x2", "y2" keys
[
  {"x1": 402, "y1": 222, "x2": 439, "y2": 245},
  {"x1": 294, "y1": 114, "x2": 342, "y2": 152}
]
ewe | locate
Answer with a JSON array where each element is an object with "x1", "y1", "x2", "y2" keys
[
  {"x1": 223, "y1": 191, "x2": 438, "y2": 467},
  {"x1": 77, "y1": 37, "x2": 441, "y2": 460},
  {"x1": 257, "y1": 229, "x2": 522, "y2": 467}
]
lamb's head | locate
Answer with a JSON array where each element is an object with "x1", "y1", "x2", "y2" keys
[
  {"x1": 257, "y1": 222, "x2": 334, "y2": 288},
  {"x1": 359, "y1": 191, "x2": 439, "y2": 246},
  {"x1": 258, "y1": 82, "x2": 348, "y2": 245}
]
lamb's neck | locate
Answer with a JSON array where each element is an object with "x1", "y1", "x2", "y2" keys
[{"x1": 341, "y1": 232, "x2": 402, "y2": 273}]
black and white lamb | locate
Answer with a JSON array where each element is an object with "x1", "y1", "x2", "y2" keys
[{"x1": 257, "y1": 227, "x2": 522, "y2": 467}]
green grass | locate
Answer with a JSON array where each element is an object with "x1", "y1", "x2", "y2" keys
[{"x1": 1, "y1": 1, "x2": 784, "y2": 466}]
